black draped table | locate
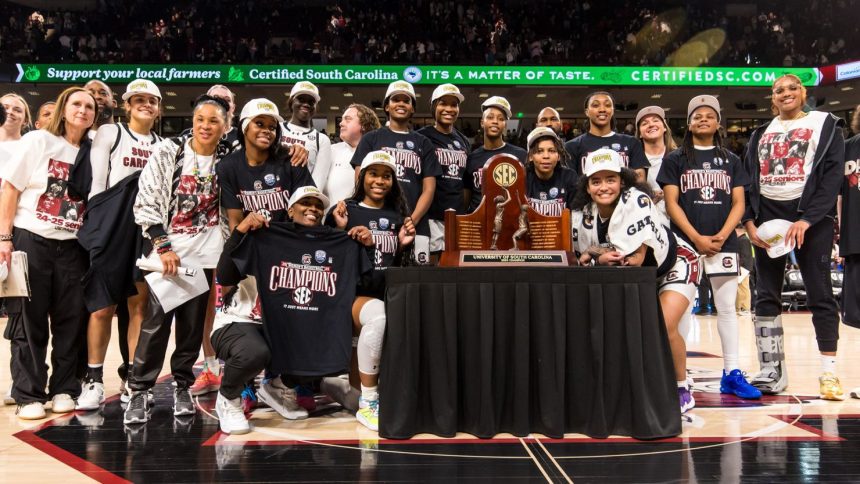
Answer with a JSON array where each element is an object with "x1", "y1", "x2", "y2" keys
[{"x1": 379, "y1": 266, "x2": 681, "y2": 440}]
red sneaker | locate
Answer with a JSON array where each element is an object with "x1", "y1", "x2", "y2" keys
[{"x1": 190, "y1": 369, "x2": 221, "y2": 396}]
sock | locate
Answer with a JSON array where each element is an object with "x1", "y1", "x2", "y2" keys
[
  {"x1": 710, "y1": 275, "x2": 740, "y2": 373},
  {"x1": 677, "y1": 380, "x2": 689, "y2": 390},
  {"x1": 205, "y1": 356, "x2": 220, "y2": 375},
  {"x1": 821, "y1": 355, "x2": 837, "y2": 374},
  {"x1": 361, "y1": 384, "x2": 379, "y2": 402},
  {"x1": 87, "y1": 364, "x2": 104, "y2": 383}
]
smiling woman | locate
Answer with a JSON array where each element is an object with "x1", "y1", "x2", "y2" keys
[{"x1": 0, "y1": 86, "x2": 97, "y2": 420}]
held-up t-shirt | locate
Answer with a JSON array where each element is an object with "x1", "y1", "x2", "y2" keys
[
  {"x1": 757, "y1": 111, "x2": 827, "y2": 201},
  {"x1": 525, "y1": 166, "x2": 578, "y2": 217},
  {"x1": 416, "y1": 126, "x2": 471, "y2": 219},
  {"x1": 218, "y1": 148, "x2": 314, "y2": 222},
  {"x1": 349, "y1": 127, "x2": 442, "y2": 215},
  {"x1": 231, "y1": 222, "x2": 372, "y2": 376},
  {"x1": 657, "y1": 147, "x2": 750, "y2": 252},
  {"x1": 840, "y1": 135, "x2": 860, "y2": 256},
  {"x1": 2, "y1": 130, "x2": 86, "y2": 239},
  {"x1": 463, "y1": 143, "x2": 527, "y2": 212},
  {"x1": 564, "y1": 132, "x2": 649, "y2": 176},
  {"x1": 326, "y1": 200, "x2": 403, "y2": 299}
]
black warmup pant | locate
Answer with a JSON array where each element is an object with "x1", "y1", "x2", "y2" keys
[
  {"x1": 5, "y1": 229, "x2": 88, "y2": 404},
  {"x1": 754, "y1": 217, "x2": 839, "y2": 352},
  {"x1": 842, "y1": 254, "x2": 860, "y2": 328},
  {"x1": 211, "y1": 323, "x2": 270, "y2": 400},
  {"x1": 128, "y1": 269, "x2": 213, "y2": 391}
]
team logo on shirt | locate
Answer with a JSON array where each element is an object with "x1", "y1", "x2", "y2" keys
[
  {"x1": 406, "y1": 141, "x2": 415, "y2": 149},
  {"x1": 292, "y1": 286, "x2": 313, "y2": 306},
  {"x1": 700, "y1": 186, "x2": 716, "y2": 201},
  {"x1": 369, "y1": 221, "x2": 378, "y2": 230},
  {"x1": 302, "y1": 253, "x2": 312, "y2": 265},
  {"x1": 315, "y1": 250, "x2": 327, "y2": 263},
  {"x1": 453, "y1": 140, "x2": 461, "y2": 148},
  {"x1": 539, "y1": 191, "x2": 547, "y2": 200},
  {"x1": 374, "y1": 248, "x2": 384, "y2": 265},
  {"x1": 447, "y1": 164, "x2": 459, "y2": 177},
  {"x1": 254, "y1": 181, "x2": 263, "y2": 190},
  {"x1": 379, "y1": 218, "x2": 390, "y2": 230},
  {"x1": 396, "y1": 142, "x2": 404, "y2": 149},
  {"x1": 549, "y1": 187, "x2": 559, "y2": 198},
  {"x1": 264, "y1": 174, "x2": 276, "y2": 186},
  {"x1": 722, "y1": 256, "x2": 734, "y2": 268},
  {"x1": 611, "y1": 143, "x2": 621, "y2": 151},
  {"x1": 703, "y1": 163, "x2": 711, "y2": 170}
]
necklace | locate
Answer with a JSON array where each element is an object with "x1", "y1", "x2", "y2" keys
[
  {"x1": 190, "y1": 139, "x2": 215, "y2": 184},
  {"x1": 776, "y1": 111, "x2": 807, "y2": 132}
]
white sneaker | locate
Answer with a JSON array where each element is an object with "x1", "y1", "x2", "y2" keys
[
  {"x1": 216, "y1": 392, "x2": 251, "y2": 435},
  {"x1": 16, "y1": 401, "x2": 46, "y2": 420},
  {"x1": 76, "y1": 381, "x2": 105, "y2": 411},
  {"x1": 4, "y1": 386, "x2": 15, "y2": 405},
  {"x1": 51, "y1": 393, "x2": 76, "y2": 413},
  {"x1": 257, "y1": 379, "x2": 308, "y2": 420}
]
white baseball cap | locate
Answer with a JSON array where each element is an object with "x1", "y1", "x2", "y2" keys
[
  {"x1": 526, "y1": 126, "x2": 560, "y2": 149},
  {"x1": 239, "y1": 98, "x2": 284, "y2": 124},
  {"x1": 756, "y1": 219, "x2": 794, "y2": 258},
  {"x1": 288, "y1": 186, "x2": 330, "y2": 211},
  {"x1": 122, "y1": 79, "x2": 161, "y2": 101},
  {"x1": 687, "y1": 94, "x2": 721, "y2": 123},
  {"x1": 360, "y1": 150, "x2": 397, "y2": 172},
  {"x1": 583, "y1": 148, "x2": 623, "y2": 177},
  {"x1": 289, "y1": 81, "x2": 321, "y2": 103},
  {"x1": 431, "y1": 83, "x2": 464, "y2": 104},
  {"x1": 481, "y1": 96, "x2": 512, "y2": 119},
  {"x1": 384, "y1": 80, "x2": 417, "y2": 104}
]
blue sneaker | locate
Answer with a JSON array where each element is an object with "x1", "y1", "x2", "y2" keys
[
  {"x1": 678, "y1": 386, "x2": 695, "y2": 413},
  {"x1": 240, "y1": 384, "x2": 257, "y2": 414},
  {"x1": 720, "y1": 369, "x2": 762, "y2": 399}
]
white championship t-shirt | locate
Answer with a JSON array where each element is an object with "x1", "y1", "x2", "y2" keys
[
  {"x1": 89, "y1": 123, "x2": 160, "y2": 199},
  {"x1": 758, "y1": 111, "x2": 827, "y2": 201},
  {"x1": 2, "y1": 130, "x2": 86, "y2": 240}
]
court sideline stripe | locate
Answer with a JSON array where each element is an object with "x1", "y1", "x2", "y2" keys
[
  {"x1": 534, "y1": 437, "x2": 574, "y2": 483},
  {"x1": 519, "y1": 437, "x2": 554, "y2": 483}
]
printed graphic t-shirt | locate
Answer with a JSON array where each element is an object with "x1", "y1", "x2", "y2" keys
[
  {"x1": 231, "y1": 222, "x2": 372, "y2": 376},
  {"x1": 757, "y1": 111, "x2": 827, "y2": 201}
]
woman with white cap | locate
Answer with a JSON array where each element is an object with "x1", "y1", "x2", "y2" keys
[
  {"x1": 0, "y1": 87, "x2": 97, "y2": 419},
  {"x1": 742, "y1": 74, "x2": 846, "y2": 399},
  {"x1": 76, "y1": 79, "x2": 164, "y2": 411},
  {"x1": 281, "y1": 81, "x2": 333, "y2": 188},
  {"x1": 463, "y1": 96, "x2": 527, "y2": 212},
  {"x1": 328, "y1": 150, "x2": 416, "y2": 431},
  {"x1": 524, "y1": 126, "x2": 577, "y2": 217},
  {"x1": 571, "y1": 148, "x2": 701, "y2": 413},
  {"x1": 124, "y1": 94, "x2": 231, "y2": 425},
  {"x1": 659, "y1": 95, "x2": 760, "y2": 401},
  {"x1": 565, "y1": 91, "x2": 649, "y2": 179},
  {"x1": 350, "y1": 80, "x2": 441, "y2": 265},
  {"x1": 417, "y1": 84, "x2": 470, "y2": 258}
]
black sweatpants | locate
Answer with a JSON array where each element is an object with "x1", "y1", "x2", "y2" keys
[
  {"x1": 5, "y1": 229, "x2": 88, "y2": 404},
  {"x1": 754, "y1": 217, "x2": 839, "y2": 352},
  {"x1": 843, "y1": 254, "x2": 860, "y2": 328},
  {"x1": 128, "y1": 269, "x2": 213, "y2": 391},
  {"x1": 211, "y1": 322, "x2": 270, "y2": 400}
]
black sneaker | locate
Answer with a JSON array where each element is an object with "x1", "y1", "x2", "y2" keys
[
  {"x1": 123, "y1": 390, "x2": 151, "y2": 424},
  {"x1": 173, "y1": 387, "x2": 196, "y2": 416}
]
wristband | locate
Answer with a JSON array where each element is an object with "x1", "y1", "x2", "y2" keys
[{"x1": 0, "y1": 234, "x2": 12, "y2": 242}]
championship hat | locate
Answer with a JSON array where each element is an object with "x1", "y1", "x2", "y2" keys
[
  {"x1": 583, "y1": 148, "x2": 623, "y2": 177},
  {"x1": 431, "y1": 83, "x2": 464, "y2": 104},
  {"x1": 122, "y1": 79, "x2": 161, "y2": 101},
  {"x1": 755, "y1": 219, "x2": 794, "y2": 258},
  {"x1": 526, "y1": 126, "x2": 560, "y2": 149},
  {"x1": 288, "y1": 186, "x2": 331, "y2": 211},
  {"x1": 360, "y1": 150, "x2": 397, "y2": 172},
  {"x1": 289, "y1": 81, "x2": 321, "y2": 103},
  {"x1": 481, "y1": 96, "x2": 512, "y2": 119},
  {"x1": 384, "y1": 80, "x2": 417, "y2": 104}
]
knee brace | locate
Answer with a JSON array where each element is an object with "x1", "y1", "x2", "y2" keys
[{"x1": 357, "y1": 298, "x2": 386, "y2": 376}]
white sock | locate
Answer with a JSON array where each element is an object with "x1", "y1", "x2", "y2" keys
[
  {"x1": 711, "y1": 275, "x2": 740, "y2": 373},
  {"x1": 88, "y1": 363, "x2": 103, "y2": 369},
  {"x1": 821, "y1": 355, "x2": 837, "y2": 374},
  {"x1": 677, "y1": 380, "x2": 689, "y2": 390},
  {"x1": 205, "y1": 356, "x2": 220, "y2": 375},
  {"x1": 360, "y1": 384, "x2": 378, "y2": 402}
]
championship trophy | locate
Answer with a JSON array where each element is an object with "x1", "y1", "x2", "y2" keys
[{"x1": 439, "y1": 154, "x2": 574, "y2": 266}]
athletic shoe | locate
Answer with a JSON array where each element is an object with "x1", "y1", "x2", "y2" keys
[
  {"x1": 295, "y1": 384, "x2": 317, "y2": 411},
  {"x1": 216, "y1": 392, "x2": 251, "y2": 435},
  {"x1": 120, "y1": 379, "x2": 130, "y2": 404},
  {"x1": 720, "y1": 369, "x2": 762, "y2": 399},
  {"x1": 4, "y1": 386, "x2": 15, "y2": 405},
  {"x1": 678, "y1": 387, "x2": 696, "y2": 414},
  {"x1": 257, "y1": 379, "x2": 308, "y2": 420},
  {"x1": 51, "y1": 393, "x2": 76, "y2": 413},
  {"x1": 16, "y1": 402, "x2": 46, "y2": 420},
  {"x1": 321, "y1": 374, "x2": 360, "y2": 412},
  {"x1": 173, "y1": 387, "x2": 196, "y2": 416},
  {"x1": 123, "y1": 391, "x2": 151, "y2": 424},
  {"x1": 240, "y1": 384, "x2": 257, "y2": 414},
  {"x1": 190, "y1": 369, "x2": 221, "y2": 396},
  {"x1": 76, "y1": 380, "x2": 105, "y2": 411},
  {"x1": 819, "y1": 373, "x2": 846, "y2": 401},
  {"x1": 850, "y1": 387, "x2": 860, "y2": 399},
  {"x1": 356, "y1": 396, "x2": 379, "y2": 431}
]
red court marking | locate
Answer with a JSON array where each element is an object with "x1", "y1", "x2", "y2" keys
[{"x1": 15, "y1": 428, "x2": 130, "y2": 484}]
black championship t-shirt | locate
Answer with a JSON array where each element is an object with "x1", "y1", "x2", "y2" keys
[
  {"x1": 417, "y1": 126, "x2": 471, "y2": 219},
  {"x1": 231, "y1": 222, "x2": 373, "y2": 376},
  {"x1": 525, "y1": 166, "x2": 578, "y2": 217},
  {"x1": 564, "y1": 132, "x2": 648, "y2": 176},
  {"x1": 217, "y1": 149, "x2": 314, "y2": 222},
  {"x1": 463, "y1": 143, "x2": 527, "y2": 212},
  {"x1": 326, "y1": 200, "x2": 404, "y2": 299},
  {"x1": 349, "y1": 127, "x2": 442, "y2": 215},
  {"x1": 657, "y1": 147, "x2": 750, "y2": 252},
  {"x1": 841, "y1": 135, "x2": 860, "y2": 256}
]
